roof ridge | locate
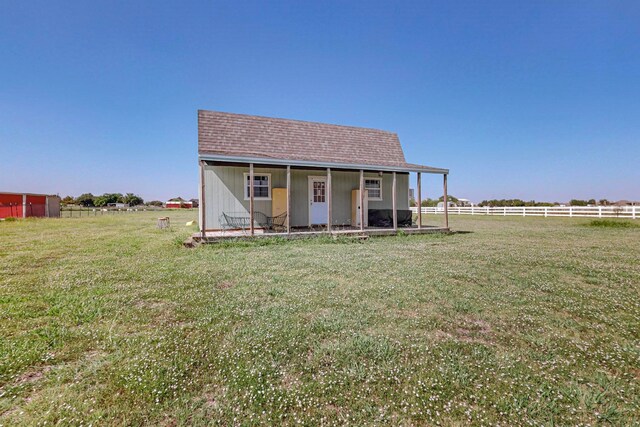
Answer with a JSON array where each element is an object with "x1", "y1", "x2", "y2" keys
[{"x1": 198, "y1": 109, "x2": 398, "y2": 136}]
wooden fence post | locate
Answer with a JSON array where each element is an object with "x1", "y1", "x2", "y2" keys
[
  {"x1": 286, "y1": 165, "x2": 291, "y2": 234},
  {"x1": 249, "y1": 163, "x2": 254, "y2": 236},
  {"x1": 392, "y1": 171, "x2": 398, "y2": 231},
  {"x1": 359, "y1": 170, "x2": 365, "y2": 231},
  {"x1": 443, "y1": 174, "x2": 449, "y2": 229},
  {"x1": 327, "y1": 168, "x2": 332, "y2": 233},
  {"x1": 416, "y1": 172, "x2": 422, "y2": 229}
]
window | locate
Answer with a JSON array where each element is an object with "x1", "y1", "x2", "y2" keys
[
  {"x1": 365, "y1": 178, "x2": 382, "y2": 201},
  {"x1": 313, "y1": 181, "x2": 326, "y2": 203},
  {"x1": 243, "y1": 173, "x2": 271, "y2": 200}
]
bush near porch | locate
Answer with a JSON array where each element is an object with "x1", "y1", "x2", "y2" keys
[{"x1": 0, "y1": 212, "x2": 638, "y2": 425}]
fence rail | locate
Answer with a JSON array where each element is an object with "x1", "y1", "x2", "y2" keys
[
  {"x1": 410, "y1": 205, "x2": 638, "y2": 219},
  {"x1": 60, "y1": 206, "x2": 166, "y2": 218}
]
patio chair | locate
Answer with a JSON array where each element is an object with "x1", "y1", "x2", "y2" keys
[
  {"x1": 220, "y1": 211, "x2": 288, "y2": 235},
  {"x1": 268, "y1": 212, "x2": 287, "y2": 232},
  {"x1": 220, "y1": 212, "x2": 252, "y2": 235}
]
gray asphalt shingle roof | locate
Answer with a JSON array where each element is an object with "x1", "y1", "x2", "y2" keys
[{"x1": 198, "y1": 110, "x2": 447, "y2": 173}]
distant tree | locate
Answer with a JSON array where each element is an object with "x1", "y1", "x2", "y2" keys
[
  {"x1": 94, "y1": 193, "x2": 123, "y2": 207},
  {"x1": 75, "y1": 193, "x2": 95, "y2": 207},
  {"x1": 599, "y1": 199, "x2": 610, "y2": 206},
  {"x1": 587, "y1": 199, "x2": 596, "y2": 205},
  {"x1": 61, "y1": 195, "x2": 75, "y2": 205},
  {"x1": 147, "y1": 200, "x2": 164, "y2": 207},
  {"x1": 409, "y1": 198, "x2": 416, "y2": 207},
  {"x1": 569, "y1": 199, "x2": 588, "y2": 206},
  {"x1": 122, "y1": 193, "x2": 144, "y2": 206},
  {"x1": 421, "y1": 198, "x2": 438, "y2": 207},
  {"x1": 438, "y1": 195, "x2": 459, "y2": 203}
]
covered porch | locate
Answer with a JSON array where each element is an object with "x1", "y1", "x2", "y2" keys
[{"x1": 195, "y1": 157, "x2": 450, "y2": 243}]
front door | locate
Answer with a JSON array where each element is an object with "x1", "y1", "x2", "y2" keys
[{"x1": 308, "y1": 176, "x2": 327, "y2": 225}]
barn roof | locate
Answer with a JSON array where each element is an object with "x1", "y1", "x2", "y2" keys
[{"x1": 197, "y1": 110, "x2": 447, "y2": 174}]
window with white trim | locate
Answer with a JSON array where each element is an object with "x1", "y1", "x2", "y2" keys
[
  {"x1": 243, "y1": 173, "x2": 271, "y2": 200},
  {"x1": 365, "y1": 178, "x2": 382, "y2": 201}
]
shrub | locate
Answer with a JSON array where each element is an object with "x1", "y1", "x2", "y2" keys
[{"x1": 587, "y1": 219, "x2": 638, "y2": 228}]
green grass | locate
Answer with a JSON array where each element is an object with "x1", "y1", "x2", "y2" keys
[
  {"x1": 1, "y1": 213, "x2": 639, "y2": 425},
  {"x1": 587, "y1": 219, "x2": 639, "y2": 228}
]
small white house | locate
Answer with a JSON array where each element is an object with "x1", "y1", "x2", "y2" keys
[{"x1": 197, "y1": 110, "x2": 451, "y2": 239}]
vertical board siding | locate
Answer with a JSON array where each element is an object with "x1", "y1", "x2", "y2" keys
[{"x1": 205, "y1": 165, "x2": 410, "y2": 229}]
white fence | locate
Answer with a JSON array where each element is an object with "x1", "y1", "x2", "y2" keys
[{"x1": 410, "y1": 206, "x2": 638, "y2": 219}]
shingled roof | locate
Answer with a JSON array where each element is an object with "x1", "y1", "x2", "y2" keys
[{"x1": 198, "y1": 110, "x2": 447, "y2": 173}]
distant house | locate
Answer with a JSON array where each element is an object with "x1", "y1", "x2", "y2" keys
[
  {"x1": 107, "y1": 202, "x2": 129, "y2": 209},
  {"x1": 437, "y1": 201, "x2": 457, "y2": 209},
  {"x1": 189, "y1": 198, "x2": 199, "y2": 208},
  {"x1": 0, "y1": 192, "x2": 61, "y2": 219},
  {"x1": 614, "y1": 200, "x2": 640, "y2": 206},
  {"x1": 166, "y1": 199, "x2": 193, "y2": 209},
  {"x1": 197, "y1": 110, "x2": 450, "y2": 237},
  {"x1": 457, "y1": 198, "x2": 475, "y2": 207}
]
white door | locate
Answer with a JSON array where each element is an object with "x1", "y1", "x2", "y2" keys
[{"x1": 308, "y1": 176, "x2": 327, "y2": 225}]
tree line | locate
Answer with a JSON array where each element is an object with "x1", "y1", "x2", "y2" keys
[
  {"x1": 410, "y1": 196, "x2": 615, "y2": 207},
  {"x1": 478, "y1": 198, "x2": 613, "y2": 207},
  {"x1": 61, "y1": 193, "x2": 150, "y2": 207}
]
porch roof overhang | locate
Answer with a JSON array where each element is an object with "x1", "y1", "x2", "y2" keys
[{"x1": 198, "y1": 153, "x2": 449, "y2": 174}]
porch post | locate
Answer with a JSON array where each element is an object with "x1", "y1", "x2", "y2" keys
[
  {"x1": 359, "y1": 169, "x2": 365, "y2": 231},
  {"x1": 443, "y1": 173, "x2": 449, "y2": 229},
  {"x1": 327, "y1": 168, "x2": 332, "y2": 233},
  {"x1": 249, "y1": 163, "x2": 254, "y2": 236},
  {"x1": 417, "y1": 172, "x2": 422, "y2": 229},
  {"x1": 286, "y1": 165, "x2": 291, "y2": 234},
  {"x1": 392, "y1": 171, "x2": 397, "y2": 231},
  {"x1": 200, "y1": 160, "x2": 206, "y2": 239}
]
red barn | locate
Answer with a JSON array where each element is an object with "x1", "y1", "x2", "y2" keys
[
  {"x1": 166, "y1": 200, "x2": 193, "y2": 209},
  {"x1": 0, "y1": 192, "x2": 61, "y2": 219}
]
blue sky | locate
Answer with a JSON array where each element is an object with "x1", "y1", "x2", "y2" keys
[{"x1": 1, "y1": 0, "x2": 638, "y2": 202}]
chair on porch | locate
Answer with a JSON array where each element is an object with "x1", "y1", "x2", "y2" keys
[
  {"x1": 220, "y1": 211, "x2": 287, "y2": 234},
  {"x1": 268, "y1": 212, "x2": 287, "y2": 233},
  {"x1": 252, "y1": 211, "x2": 287, "y2": 233},
  {"x1": 220, "y1": 212, "x2": 252, "y2": 235}
]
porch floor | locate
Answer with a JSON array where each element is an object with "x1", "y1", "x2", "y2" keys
[{"x1": 190, "y1": 225, "x2": 450, "y2": 244}]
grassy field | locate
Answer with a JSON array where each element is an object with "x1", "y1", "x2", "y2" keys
[{"x1": 1, "y1": 212, "x2": 639, "y2": 426}]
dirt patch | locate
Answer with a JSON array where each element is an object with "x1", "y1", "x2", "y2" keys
[
  {"x1": 433, "y1": 317, "x2": 494, "y2": 345},
  {"x1": 133, "y1": 300, "x2": 179, "y2": 325},
  {"x1": 135, "y1": 300, "x2": 176, "y2": 310},
  {"x1": 454, "y1": 317, "x2": 493, "y2": 344},
  {"x1": 16, "y1": 365, "x2": 51, "y2": 385},
  {"x1": 280, "y1": 372, "x2": 300, "y2": 390},
  {"x1": 398, "y1": 309, "x2": 422, "y2": 319},
  {"x1": 201, "y1": 385, "x2": 227, "y2": 409},
  {"x1": 216, "y1": 281, "x2": 236, "y2": 290},
  {"x1": 203, "y1": 392, "x2": 219, "y2": 408}
]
